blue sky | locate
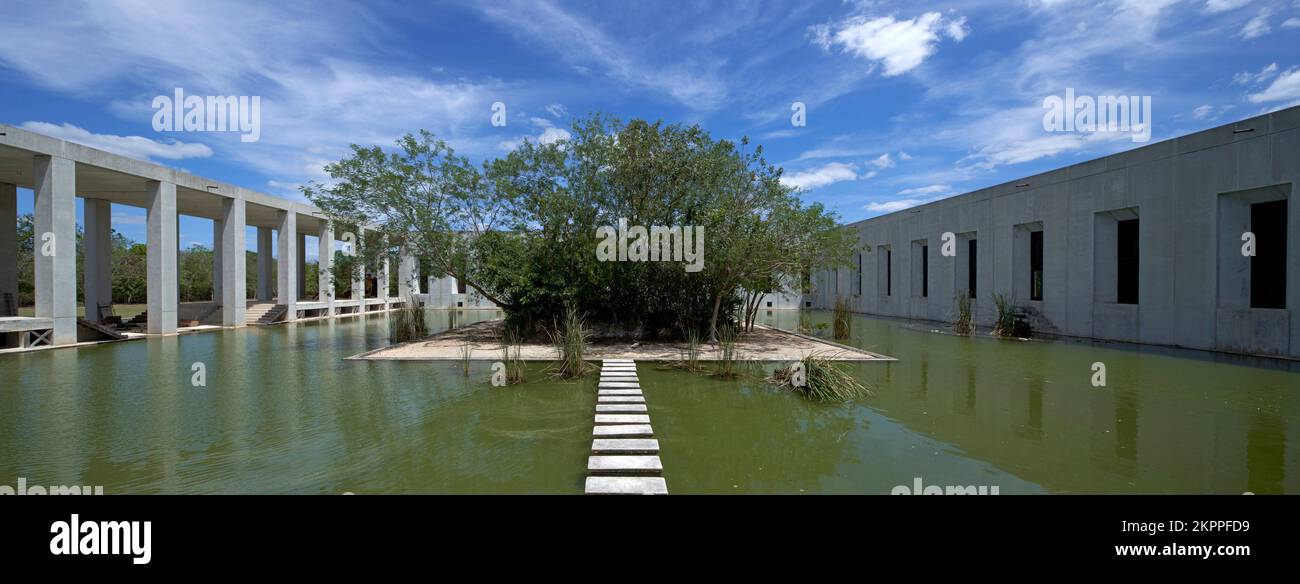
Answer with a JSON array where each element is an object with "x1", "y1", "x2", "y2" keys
[{"x1": 2, "y1": 0, "x2": 1298, "y2": 257}]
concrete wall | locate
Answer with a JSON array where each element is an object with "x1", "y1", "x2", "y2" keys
[{"x1": 811, "y1": 106, "x2": 1300, "y2": 359}]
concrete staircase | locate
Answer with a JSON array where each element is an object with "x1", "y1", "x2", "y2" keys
[
  {"x1": 245, "y1": 302, "x2": 287, "y2": 326},
  {"x1": 584, "y1": 360, "x2": 668, "y2": 495}
]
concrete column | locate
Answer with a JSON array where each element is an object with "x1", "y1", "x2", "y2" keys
[
  {"x1": 33, "y1": 156, "x2": 77, "y2": 344},
  {"x1": 318, "y1": 223, "x2": 334, "y2": 316},
  {"x1": 1, "y1": 183, "x2": 19, "y2": 316},
  {"x1": 277, "y1": 210, "x2": 297, "y2": 321},
  {"x1": 297, "y1": 232, "x2": 307, "y2": 300},
  {"x1": 256, "y1": 226, "x2": 274, "y2": 301},
  {"x1": 219, "y1": 199, "x2": 246, "y2": 326},
  {"x1": 82, "y1": 198, "x2": 113, "y2": 322},
  {"x1": 146, "y1": 180, "x2": 178, "y2": 335},
  {"x1": 212, "y1": 219, "x2": 223, "y2": 304}
]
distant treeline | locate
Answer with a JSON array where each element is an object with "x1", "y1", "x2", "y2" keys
[{"x1": 12, "y1": 214, "x2": 318, "y2": 306}]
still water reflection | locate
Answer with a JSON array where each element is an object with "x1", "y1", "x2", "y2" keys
[{"x1": 1, "y1": 309, "x2": 1295, "y2": 493}]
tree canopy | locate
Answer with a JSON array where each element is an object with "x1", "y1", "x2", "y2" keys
[{"x1": 304, "y1": 114, "x2": 857, "y2": 339}]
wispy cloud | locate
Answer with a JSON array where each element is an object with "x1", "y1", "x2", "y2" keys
[{"x1": 19, "y1": 122, "x2": 212, "y2": 161}]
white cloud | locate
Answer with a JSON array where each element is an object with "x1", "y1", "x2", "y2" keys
[
  {"x1": 868, "y1": 153, "x2": 895, "y2": 169},
  {"x1": 1233, "y1": 62, "x2": 1279, "y2": 85},
  {"x1": 1247, "y1": 66, "x2": 1300, "y2": 106},
  {"x1": 544, "y1": 103, "x2": 568, "y2": 118},
  {"x1": 19, "y1": 121, "x2": 213, "y2": 162},
  {"x1": 1191, "y1": 105, "x2": 1215, "y2": 119},
  {"x1": 897, "y1": 151, "x2": 913, "y2": 161},
  {"x1": 814, "y1": 11, "x2": 967, "y2": 76},
  {"x1": 0, "y1": 1, "x2": 512, "y2": 202},
  {"x1": 1283, "y1": 17, "x2": 1300, "y2": 28},
  {"x1": 1205, "y1": 0, "x2": 1253, "y2": 13},
  {"x1": 1239, "y1": 9, "x2": 1272, "y2": 39},
  {"x1": 471, "y1": 0, "x2": 729, "y2": 109},
  {"x1": 780, "y1": 162, "x2": 859, "y2": 191},
  {"x1": 897, "y1": 184, "x2": 954, "y2": 197},
  {"x1": 865, "y1": 198, "x2": 931, "y2": 213}
]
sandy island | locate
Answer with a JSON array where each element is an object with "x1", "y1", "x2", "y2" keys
[{"x1": 348, "y1": 320, "x2": 895, "y2": 362}]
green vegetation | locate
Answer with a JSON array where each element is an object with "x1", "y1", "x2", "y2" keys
[
  {"x1": 501, "y1": 326, "x2": 526, "y2": 385},
  {"x1": 388, "y1": 298, "x2": 428, "y2": 343},
  {"x1": 953, "y1": 294, "x2": 973, "y2": 336},
  {"x1": 545, "y1": 304, "x2": 592, "y2": 379},
  {"x1": 676, "y1": 327, "x2": 704, "y2": 372},
  {"x1": 10, "y1": 213, "x2": 321, "y2": 310},
  {"x1": 832, "y1": 296, "x2": 852, "y2": 340},
  {"x1": 770, "y1": 353, "x2": 873, "y2": 403},
  {"x1": 303, "y1": 114, "x2": 856, "y2": 341},
  {"x1": 713, "y1": 324, "x2": 740, "y2": 378},
  {"x1": 991, "y1": 293, "x2": 1017, "y2": 338}
]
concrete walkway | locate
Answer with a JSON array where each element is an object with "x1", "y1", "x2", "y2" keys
[{"x1": 584, "y1": 360, "x2": 669, "y2": 495}]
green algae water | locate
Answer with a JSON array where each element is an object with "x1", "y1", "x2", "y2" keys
[{"x1": 1, "y1": 310, "x2": 1297, "y2": 494}]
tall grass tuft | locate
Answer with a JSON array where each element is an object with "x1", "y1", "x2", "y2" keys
[
  {"x1": 770, "y1": 352, "x2": 873, "y2": 403},
  {"x1": 832, "y1": 296, "x2": 853, "y2": 340},
  {"x1": 953, "y1": 294, "x2": 973, "y2": 336},
  {"x1": 501, "y1": 326, "x2": 526, "y2": 385},
  {"x1": 388, "y1": 299, "x2": 429, "y2": 343},
  {"x1": 713, "y1": 324, "x2": 740, "y2": 378},
  {"x1": 546, "y1": 304, "x2": 592, "y2": 379},
  {"x1": 458, "y1": 343, "x2": 473, "y2": 376},
  {"x1": 991, "y1": 293, "x2": 1017, "y2": 338},
  {"x1": 677, "y1": 327, "x2": 704, "y2": 372}
]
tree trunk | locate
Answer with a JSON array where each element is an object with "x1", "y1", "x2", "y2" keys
[{"x1": 708, "y1": 291, "x2": 724, "y2": 343}]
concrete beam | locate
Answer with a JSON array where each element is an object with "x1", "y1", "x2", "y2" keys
[
  {"x1": 33, "y1": 156, "x2": 77, "y2": 344},
  {"x1": 146, "y1": 180, "x2": 177, "y2": 334},
  {"x1": 0, "y1": 183, "x2": 17, "y2": 316},
  {"x1": 296, "y1": 232, "x2": 306, "y2": 299},
  {"x1": 318, "y1": 222, "x2": 334, "y2": 316},
  {"x1": 256, "y1": 227, "x2": 273, "y2": 301},
  {"x1": 82, "y1": 198, "x2": 112, "y2": 322},
  {"x1": 219, "y1": 198, "x2": 246, "y2": 326},
  {"x1": 277, "y1": 210, "x2": 297, "y2": 320}
]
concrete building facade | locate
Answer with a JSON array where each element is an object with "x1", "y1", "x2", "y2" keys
[{"x1": 811, "y1": 106, "x2": 1300, "y2": 359}]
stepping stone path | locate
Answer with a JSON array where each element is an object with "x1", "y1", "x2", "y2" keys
[{"x1": 584, "y1": 359, "x2": 668, "y2": 495}]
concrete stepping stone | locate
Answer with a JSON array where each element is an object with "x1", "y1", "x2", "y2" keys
[
  {"x1": 598, "y1": 389, "x2": 642, "y2": 396},
  {"x1": 593, "y1": 424, "x2": 653, "y2": 437},
  {"x1": 598, "y1": 395, "x2": 645, "y2": 403},
  {"x1": 588, "y1": 455, "x2": 663, "y2": 474},
  {"x1": 602, "y1": 364, "x2": 637, "y2": 369},
  {"x1": 602, "y1": 359, "x2": 635, "y2": 364},
  {"x1": 594, "y1": 414, "x2": 651, "y2": 424},
  {"x1": 599, "y1": 371, "x2": 638, "y2": 376},
  {"x1": 584, "y1": 476, "x2": 667, "y2": 495},
  {"x1": 596, "y1": 403, "x2": 648, "y2": 413},
  {"x1": 598, "y1": 381, "x2": 640, "y2": 388},
  {"x1": 591, "y1": 438, "x2": 659, "y2": 453},
  {"x1": 599, "y1": 376, "x2": 639, "y2": 381}
]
